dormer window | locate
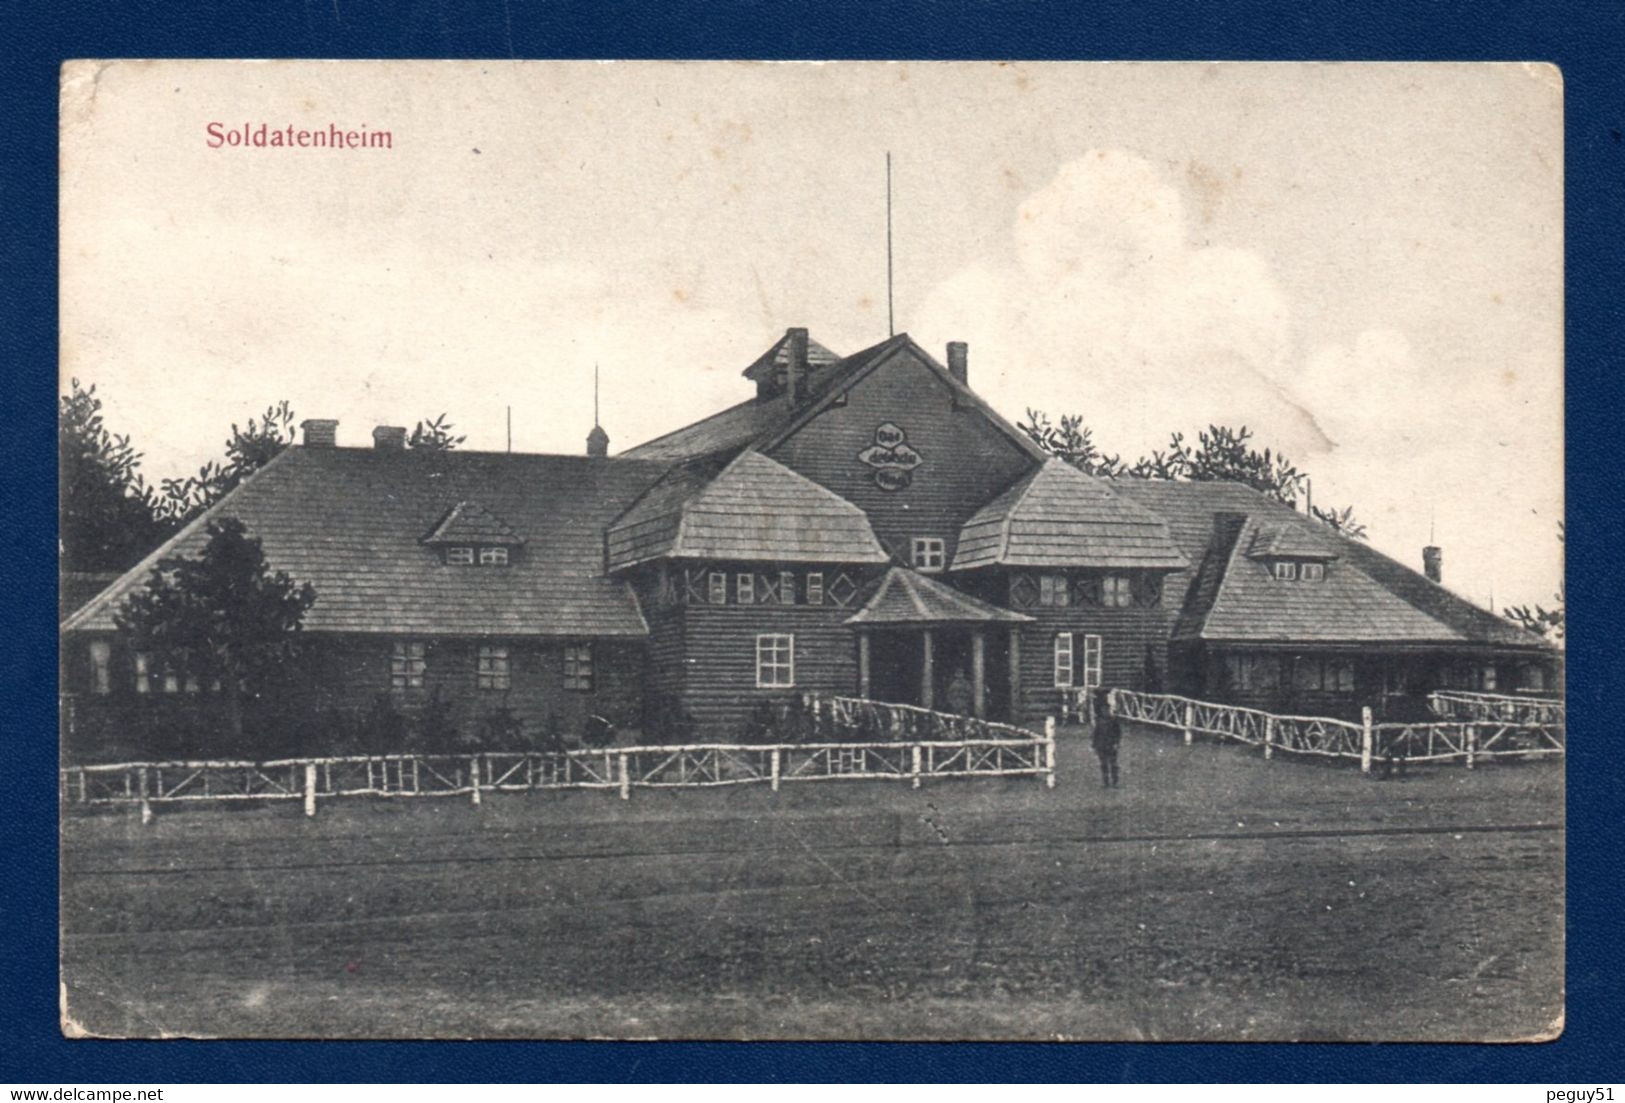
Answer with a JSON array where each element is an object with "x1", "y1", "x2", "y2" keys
[
  {"x1": 1270, "y1": 559, "x2": 1326, "y2": 582},
  {"x1": 423, "y1": 499, "x2": 524, "y2": 569}
]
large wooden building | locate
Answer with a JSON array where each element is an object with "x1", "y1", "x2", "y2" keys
[{"x1": 61, "y1": 328, "x2": 1558, "y2": 749}]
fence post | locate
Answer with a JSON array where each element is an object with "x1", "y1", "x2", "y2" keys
[
  {"x1": 1360, "y1": 707, "x2": 1374, "y2": 774},
  {"x1": 469, "y1": 755, "x2": 482, "y2": 805},
  {"x1": 77, "y1": 769, "x2": 88, "y2": 804},
  {"x1": 911, "y1": 744, "x2": 922, "y2": 789},
  {"x1": 1465, "y1": 725, "x2": 1476, "y2": 770},
  {"x1": 619, "y1": 751, "x2": 631, "y2": 799},
  {"x1": 770, "y1": 747, "x2": 781, "y2": 792},
  {"x1": 1263, "y1": 716, "x2": 1274, "y2": 760},
  {"x1": 304, "y1": 762, "x2": 318, "y2": 816},
  {"x1": 1043, "y1": 716, "x2": 1057, "y2": 788},
  {"x1": 1183, "y1": 701, "x2": 1194, "y2": 746},
  {"x1": 138, "y1": 766, "x2": 153, "y2": 826}
]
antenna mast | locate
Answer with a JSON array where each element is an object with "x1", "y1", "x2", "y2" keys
[
  {"x1": 506, "y1": 405, "x2": 512, "y2": 453},
  {"x1": 886, "y1": 152, "x2": 895, "y2": 337},
  {"x1": 594, "y1": 362, "x2": 600, "y2": 426}
]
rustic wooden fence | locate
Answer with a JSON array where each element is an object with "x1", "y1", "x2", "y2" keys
[
  {"x1": 1108, "y1": 688, "x2": 1563, "y2": 772},
  {"x1": 59, "y1": 696, "x2": 1055, "y2": 820},
  {"x1": 1427, "y1": 689, "x2": 1565, "y2": 726}
]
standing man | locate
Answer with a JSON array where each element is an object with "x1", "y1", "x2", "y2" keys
[{"x1": 1090, "y1": 687, "x2": 1121, "y2": 788}]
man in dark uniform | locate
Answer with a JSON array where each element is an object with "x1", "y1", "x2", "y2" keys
[{"x1": 1090, "y1": 686, "x2": 1121, "y2": 788}]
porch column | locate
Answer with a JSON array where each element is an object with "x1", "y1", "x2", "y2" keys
[
  {"x1": 971, "y1": 631, "x2": 986, "y2": 719},
  {"x1": 1008, "y1": 629, "x2": 1022, "y2": 723},
  {"x1": 921, "y1": 629, "x2": 935, "y2": 711},
  {"x1": 858, "y1": 630, "x2": 872, "y2": 699}
]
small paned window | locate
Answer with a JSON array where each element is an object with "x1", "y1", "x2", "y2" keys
[
  {"x1": 1227, "y1": 653, "x2": 1283, "y2": 692},
  {"x1": 1273, "y1": 561, "x2": 1298, "y2": 581},
  {"x1": 1481, "y1": 665, "x2": 1497, "y2": 692},
  {"x1": 1102, "y1": 575, "x2": 1133, "y2": 608},
  {"x1": 391, "y1": 640, "x2": 427, "y2": 689},
  {"x1": 163, "y1": 663, "x2": 180, "y2": 694},
  {"x1": 1053, "y1": 633, "x2": 1074, "y2": 688},
  {"x1": 89, "y1": 641, "x2": 111, "y2": 696},
  {"x1": 1300, "y1": 561, "x2": 1325, "y2": 582},
  {"x1": 1081, "y1": 634, "x2": 1103, "y2": 689},
  {"x1": 564, "y1": 644, "x2": 593, "y2": 691},
  {"x1": 912, "y1": 537, "x2": 946, "y2": 572},
  {"x1": 133, "y1": 652, "x2": 151, "y2": 694},
  {"x1": 806, "y1": 572, "x2": 825, "y2": 605},
  {"x1": 737, "y1": 573, "x2": 756, "y2": 605},
  {"x1": 477, "y1": 644, "x2": 511, "y2": 690},
  {"x1": 1039, "y1": 574, "x2": 1071, "y2": 607},
  {"x1": 446, "y1": 546, "x2": 475, "y2": 565},
  {"x1": 479, "y1": 546, "x2": 510, "y2": 566},
  {"x1": 780, "y1": 571, "x2": 795, "y2": 605},
  {"x1": 708, "y1": 572, "x2": 728, "y2": 605},
  {"x1": 756, "y1": 634, "x2": 795, "y2": 688}
]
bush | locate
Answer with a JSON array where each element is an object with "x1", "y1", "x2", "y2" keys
[
  {"x1": 581, "y1": 713, "x2": 616, "y2": 749},
  {"x1": 474, "y1": 705, "x2": 525, "y2": 750},
  {"x1": 412, "y1": 688, "x2": 461, "y2": 751}
]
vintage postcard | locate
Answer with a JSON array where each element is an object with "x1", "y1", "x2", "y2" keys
[{"x1": 58, "y1": 60, "x2": 1563, "y2": 1040}]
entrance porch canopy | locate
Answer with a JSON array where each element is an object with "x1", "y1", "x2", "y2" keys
[
  {"x1": 845, "y1": 566, "x2": 1033, "y2": 628},
  {"x1": 845, "y1": 567, "x2": 1031, "y2": 716}
]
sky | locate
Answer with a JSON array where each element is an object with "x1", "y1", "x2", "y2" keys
[{"x1": 60, "y1": 60, "x2": 1563, "y2": 611}]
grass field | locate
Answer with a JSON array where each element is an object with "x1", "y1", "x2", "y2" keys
[{"x1": 59, "y1": 725, "x2": 1564, "y2": 1041}]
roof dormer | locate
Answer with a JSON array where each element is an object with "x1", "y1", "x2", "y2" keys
[{"x1": 422, "y1": 499, "x2": 524, "y2": 566}]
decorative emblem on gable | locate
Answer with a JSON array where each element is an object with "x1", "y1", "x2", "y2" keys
[{"x1": 857, "y1": 422, "x2": 924, "y2": 491}]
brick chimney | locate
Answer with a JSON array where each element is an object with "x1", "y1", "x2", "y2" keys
[
  {"x1": 1423, "y1": 545, "x2": 1442, "y2": 583},
  {"x1": 947, "y1": 341, "x2": 968, "y2": 386},
  {"x1": 372, "y1": 425, "x2": 406, "y2": 451},
  {"x1": 785, "y1": 327, "x2": 809, "y2": 405},
  {"x1": 586, "y1": 423, "x2": 609, "y2": 458},
  {"x1": 301, "y1": 419, "x2": 338, "y2": 448}
]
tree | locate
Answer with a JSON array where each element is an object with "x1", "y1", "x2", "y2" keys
[
  {"x1": 1018, "y1": 409, "x2": 1126, "y2": 477},
  {"x1": 1022, "y1": 410, "x2": 1368, "y2": 540},
  {"x1": 115, "y1": 517, "x2": 317, "y2": 743},
  {"x1": 408, "y1": 413, "x2": 466, "y2": 451},
  {"x1": 1504, "y1": 523, "x2": 1564, "y2": 645},
  {"x1": 59, "y1": 379, "x2": 172, "y2": 572},
  {"x1": 157, "y1": 401, "x2": 298, "y2": 524}
]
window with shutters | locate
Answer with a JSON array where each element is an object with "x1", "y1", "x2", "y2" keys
[
  {"x1": 133, "y1": 651, "x2": 151, "y2": 694},
  {"x1": 1039, "y1": 573, "x2": 1071, "y2": 607},
  {"x1": 1102, "y1": 575, "x2": 1133, "y2": 607},
  {"x1": 780, "y1": 571, "x2": 795, "y2": 605},
  {"x1": 1081, "y1": 634, "x2": 1103, "y2": 688},
  {"x1": 737, "y1": 573, "x2": 755, "y2": 604},
  {"x1": 477, "y1": 644, "x2": 510, "y2": 690},
  {"x1": 564, "y1": 644, "x2": 593, "y2": 691},
  {"x1": 1053, "y1": 633, "x2": 1074, "y2": 688},
  {"x1": 756, "y1": 634, "x2": 795, "y2": 688},
  {"x1": 391, "y1": 640, "x2": 427, "y2": 689},
  {"x1": 806, "y1": 572, "x2": 824, "y2": 605},
  {"x1": 708, "y1": 572, "x2": 728, "y2": 604}
]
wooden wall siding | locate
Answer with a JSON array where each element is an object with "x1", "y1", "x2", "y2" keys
[
  {"x1": 66, "y1": 633, "x2": 647, "y2": 751},
  {"x1": 767, "y1": 348, "x2": 1036, "y2": 567},
  {"x1": 676, "y1": 605, "x2": 860, "y2": 737},
  {"x1": 1009, "y1": 602, "x2": 1176, "y2": 720}
]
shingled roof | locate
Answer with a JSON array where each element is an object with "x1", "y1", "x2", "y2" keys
[
  {"x1": 422, "y1": 499, "x2": 524, "y2": 546},
  {"x1": 1245, "y1": 521, "x2": 1336, "y2": 560},
  {"x1": 606, "y1": 450, "x2": 890, "y2": 570},
  {"x1": 952, "y1": 458, "x2": 1190, "y2": 571},
  {"x1": 64, "y1": 446, "x2": 670, "y2": 638},
  {"x1": 845, "y1": 567, "x2": 1035, "y2": 627},
  {"x1": 1111, "y1": 479, "x2": 1549, "y2": 650}
]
